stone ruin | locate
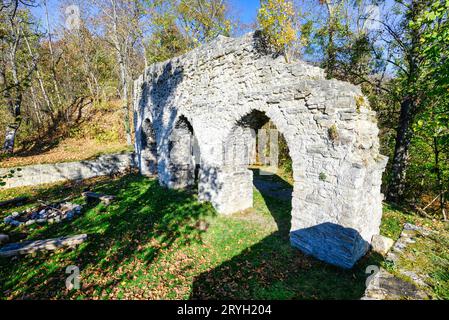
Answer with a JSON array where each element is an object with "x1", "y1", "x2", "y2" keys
[
  {"x1": 133, "y1": 32, "x2": 388, "y2": 269},
  {"x1": 3, "y1": 202, "x2": 83, "y2": 227}
]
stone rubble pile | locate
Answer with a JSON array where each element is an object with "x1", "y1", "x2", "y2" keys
[{"x1": 3, "y1": 202, "x2": 83, "y2": 227}]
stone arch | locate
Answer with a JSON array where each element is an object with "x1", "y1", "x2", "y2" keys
[
  {"x1": 217, "y1": 101, "x2": 374, "y2": 268},
  {"x1": 133, "y1": 32, "x2": 388, "y2": 268},
  {"x1": 220, "y1": 108, "x2": 294, "y2": 219}
]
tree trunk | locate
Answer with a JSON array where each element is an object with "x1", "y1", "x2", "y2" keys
[
  {"x1": 122, "y1": 71, "x2": 132, "y2": 146},
  {"x1": 326, "y1": 27, "x2": 336, "y2": 78},
  {"x1": 442, "y1": 192, "x2": 447, "y2": 221},
  {"x1": 387, "y1": 1, "x2": 423, "y2": 204},
  {"x1": 116, "y1": 38, "x2": 132, "y2": 146},
  {"x1": 2, "y1": 121, "x2": 20, "y2": 154},
  {"x1": 110, "y1": 0, "x2": 132, "y2": 146},
  {"x1": 387, "y1": 96, "x2": 415, "y2": 203},
  {"x1": 325, "y1": 1, "x2": 336, "y2": 79},
  {"x1": 3, "y1": 25, "x2": 23, "y2": 155},
  {"x1": 2, "y1": 100, "x2": 21, "y2": 154},
  {"x1": 433, "y1": 136, "x2": 447, "y2": 221},
  {"x1": 434, "y1": 137, "x2": 442, "y2": 207},
  {"x1": 23, "y1": 31, "x2": 54, "y2": 114},
  {"x1": 44, "y1": 0, "x2": 62, "y2": 106}
]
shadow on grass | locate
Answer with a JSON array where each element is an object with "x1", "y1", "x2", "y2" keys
[
  {"x1": 0, "y1": 174, "x2": 215, "y2": 299},
  {"x1": 190, "y1": 170, "x2": 383, "y2": 300},
  {"x1": 0, "y1": 172, "x2": 385, "y2": 300}
]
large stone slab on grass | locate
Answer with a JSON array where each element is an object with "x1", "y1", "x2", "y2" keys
[
  {"x1": 290, "y1": 222, "x2": 370, "y2": 269},
  {"x1": 0, "y1": 234, "x2": 87, "y2": 257}
]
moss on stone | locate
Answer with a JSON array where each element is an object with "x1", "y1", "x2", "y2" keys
[
  {"x1": 355, "y1": 95, "x2": 367, "y2": 113},
  {"x1": 328, "y1": 124, "x2": 339, "y2": 141},
  {"x1": 319, "y1": 172, "x2": 327, "y2": 181}
]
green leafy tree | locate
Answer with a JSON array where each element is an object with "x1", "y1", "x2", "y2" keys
[
  {"x1": 0, "y1": 3, "x2": 39, "y2": 154},
  {"x1": 316, "y1": 0, "x2": 351, "y2": 78},
  {"x1": 412, "y1": 99, "x2": 449, "y2": 220},
  {"x1": 386, "y1": 0, "x2": 448, "y2": 203},
  {"x1": 143, "y1": 0, "x2": 234, "y2": 63},
  {"x1": 406, "y1": 0, "x2": 449, "y2": 219},
  {"x1": 178, "y1": 0, "x2": 232, "y2": 44},
  {"x1": 294, "y1": 0, "x2": 374, "y2": 80},
  {"x1": 257, "y1": 0, "x2": 297, "y2": 62},
  {"x1": 144, "y1": 1, "x2": 190, "y2": 64}
]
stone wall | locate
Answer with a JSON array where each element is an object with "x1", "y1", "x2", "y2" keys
[
  {"x1": 0, "y1": 153, "x2": 136, "y2": 189},
  {"x1": 133, "y1": 32, "x2": 388, "y2": 269}
]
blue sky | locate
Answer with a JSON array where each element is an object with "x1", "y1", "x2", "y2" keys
[
  {"x1": 31, "y1": 0, "x2": 261, "y2": 32},
  {"x1": 30, "y1": 0, "x2": 396, "y2": 37},
  {"x1": 29, "y1": 0, "x2": 59, "y2": 30},
  {"x1": 230, "y1": 0, "x2": 260, "y2": 25}
]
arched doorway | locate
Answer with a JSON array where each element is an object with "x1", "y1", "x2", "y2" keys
[
  {"x1": 161, "y1": 115, "x2": 200, "y2": 189},
  {"x1": 223, "y1": 109, "x2": 293, "y2": 237},
  {"x1": 140, "y1": 118, "x2": 158, "y2": 176}
]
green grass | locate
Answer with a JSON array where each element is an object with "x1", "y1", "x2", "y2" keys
[
  {"x1": 379, "y1": 203, "x2": 449, "y2": 299},
  {"x1": 396, "y1": 229, "x2": 449, "y2": 299},
  {"x1": 0, "y1": 174, "x2": 447, "y2": 300}
]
